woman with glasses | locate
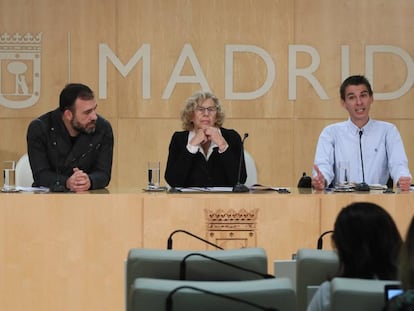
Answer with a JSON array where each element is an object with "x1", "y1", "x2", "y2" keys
[{"x1": 165, "y1": 91, "x2": 247, "y2": 187}]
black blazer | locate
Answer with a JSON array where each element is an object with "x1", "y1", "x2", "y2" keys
[{"x1": 165, "y1": 128, "x2": 247, "y2": 187}]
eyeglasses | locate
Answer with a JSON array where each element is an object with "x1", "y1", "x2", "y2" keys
[{"x1": 195, "y1": 106, "x2": 217, "y2": 114}]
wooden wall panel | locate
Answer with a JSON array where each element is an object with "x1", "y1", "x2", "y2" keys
[
  {"x1": 0, "y1": 119, "x2": 32, "y2": 161},
  {"x1": 293, "y1": 0, "x2": 414, "y2": 118},
  {"x1": 117, "y1": 118, "x2": 178, "y2": 188},
  {"x1": 225, "y1": 119, "x2": 294, "y2": 186}
]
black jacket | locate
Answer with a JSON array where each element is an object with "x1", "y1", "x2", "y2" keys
[
  {"x1": 165, "y1": 128, "x2": 247, "y2": 187},
  {"x1": 26, "y1": 108, "x2": 114, "y2": 190}
]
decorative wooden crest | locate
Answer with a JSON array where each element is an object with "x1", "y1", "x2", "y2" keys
[{"x1": 204, "y1": 208, "x2": 259, "y2": 248}]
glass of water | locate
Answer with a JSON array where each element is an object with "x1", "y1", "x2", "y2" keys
[
  {"x1": 147, "y1": 161, "x2": 160, "y2": 189},
  {"x1": 3, "y1": 160, "x2": 16, "y2": 191}
]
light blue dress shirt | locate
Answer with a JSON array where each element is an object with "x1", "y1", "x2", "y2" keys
[{"x1": 313, "y1": 119, "x2": 411, "y2": 187}]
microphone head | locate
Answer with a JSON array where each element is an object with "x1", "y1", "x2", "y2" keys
[
  {"x1": 167, "y1": 238, "x2": 173, "y2": 250},
  {"x1": 232, "y1": 183, "x2": 249, "y2": 193},
  {"x1": 241, "y1": 133, "x2": 249, "y2": 143},
  {"x1": 355, "y1": 182, "x2": 370, "y2": 192},
  {"x1": 317, "y1": 238, "x2": 323, "y2": 250},
  {"x1": 50, "y1": 181, "x2": 66, "y2": 193}
]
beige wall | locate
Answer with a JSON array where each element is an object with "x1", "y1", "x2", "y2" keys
[{"x1": 1, "y1": 0, "x2": 414, "y2": 188}]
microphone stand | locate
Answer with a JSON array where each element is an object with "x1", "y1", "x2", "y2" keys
[
  {"x1": 355, "y1": 130, "x2": 370, "y2": 192},
  {"x1": 179, "y1": 252, "x2": 274, "y2": 280},
  {"x1": 316, "y1": 230, "x2": 334, "y2": 249},
  {"x1": 166, "y1": 285, "x2": 278, "y2": 311},
  {"x1": 232, "y1": 133, "x2": 249, "y2": 193},
  {"x1": 167, "y1": 229, "x2": 224, "y2": 250}
]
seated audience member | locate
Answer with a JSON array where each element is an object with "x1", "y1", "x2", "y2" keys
[
  {"x1": 165, "y1": 91, "x2": 246, "y2": 187},
  {"x1": 27, "y1": 83, "x2": 114, "y2": 192},
  {"x1": 307, "y1": 202, "x2": 402, "y2": 311},
  {"x1": 385, "y1": 216, "x2": 414, "y2": 311},
  {"x1": 312, "y1": 75, "x2": 411, "y2": 191}
]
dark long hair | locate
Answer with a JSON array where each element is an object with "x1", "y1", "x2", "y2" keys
[
  {"x1": 400, "y1": 216, "x2": 414, "y2": 290},
  {"x1": 333, "y1": 202, "x2": 402, "y2": 280}
]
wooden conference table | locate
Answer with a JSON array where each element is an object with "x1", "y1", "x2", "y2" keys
[{"x1": 1, "y1": 187, "x2": 413, "y2": 311}]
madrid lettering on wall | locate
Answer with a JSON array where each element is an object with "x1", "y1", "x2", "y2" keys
[
  {"x1": 1, "y1": 32, "x2": 414, "y2": 109},
  {"x1": 99, "y1": 43, "x2": 414, "y2": 101}
]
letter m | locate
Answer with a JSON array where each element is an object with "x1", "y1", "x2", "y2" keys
[{"x1": 99, "y1": 43, "x2": 150, "y2": 99}]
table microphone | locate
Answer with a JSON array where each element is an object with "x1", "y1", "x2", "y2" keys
[
  {"x1": 50, "y1": 179, "x2": 66, "y2": 192},
  {"x1": 165, "y1": 285, "x2": 279, "y2": 311},
  {"x1": 354, "y1": 130, "x2": 370, "y2": 191},
  {"x1": 167, "y1": 229, "x2": 223, "y2": 250},
  {"x1": 316, "y1": 230, "x2": 334, "y2": 249},
  {"x1": 232, "y1": 133, "x2": 249, "y2": 193},
  {"x1": 179, "y1": 252, "x2": 275, "y2": 280}
]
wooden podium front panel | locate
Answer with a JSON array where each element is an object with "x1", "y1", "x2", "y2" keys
[
  {"x1": 0, "y1": 193, "x2": 143, "y2": 311},
  {"x1": 142, "y1": 193, "x2": 321, "y2": 267},
  {"x1": 2, "y1": 190, "x2": 414, "y2": 311},
  {"x1": 320, "y1": 193, "x2": 414, "y2": 250}
]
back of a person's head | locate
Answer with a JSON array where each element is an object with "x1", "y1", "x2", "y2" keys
[
  {"x1": 333, "y1": 202, "x2": 402, "y2": 280},
  {"x1": 400, "y1": 216, "x2": 414, "y2": 290}
]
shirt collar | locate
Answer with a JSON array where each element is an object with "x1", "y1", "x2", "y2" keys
[{"x1": 346, "y1": 118, "x2": 373, "y2": 135}]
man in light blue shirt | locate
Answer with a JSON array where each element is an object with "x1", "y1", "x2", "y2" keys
[{"x1": 312, "y1": 75, "x2": 412, "y2": 191}]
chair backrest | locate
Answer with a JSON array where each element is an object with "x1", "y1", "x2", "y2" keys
[
  {"x1": 296, "y1": 248, "x2": 339, "y2": 311},
  {"x1": 130, "y1": 277, "x2": 297, "y2": 311},
  {"x1": 330, "y1": 277, "x2": 400, "y2": 311},
  {"x1": 126, "y1": 248, "x2": 269, "y2": 311},
  {"x1": 274, "y1": 259, "x2": 297, "y2": 291},
  {"x1": 15, "y1": 153, "x2": 34, "y2": 187},
  {"x1": 244, "y1": 150, "x2": 257, "y2": 187}
]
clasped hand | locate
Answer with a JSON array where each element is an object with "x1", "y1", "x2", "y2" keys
[
  {"x1": 190, "y1": 126, "x2": 227, "y2": 150},
  {"x1": 66, "y1": 167, "x2": 91, "y2": 192}
]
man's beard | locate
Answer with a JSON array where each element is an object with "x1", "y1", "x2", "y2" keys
[{"x1": 71, "y1": 118, "x2": 96, "y2": 134}]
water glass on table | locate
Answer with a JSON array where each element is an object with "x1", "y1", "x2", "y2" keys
[
  {"x1": 336, "y1": 161, "x2": 350, "y2": 188},
  {"x1": 148, "y1": 161, "x2": 160, "y2": 189},
  {"x1": 3, "y1": 160, "x2": 16, "y2": 191}
]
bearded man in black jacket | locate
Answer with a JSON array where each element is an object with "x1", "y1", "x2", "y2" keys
[{"x1": 27, "y1": 83, "x2": 114, "y2": 192}]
